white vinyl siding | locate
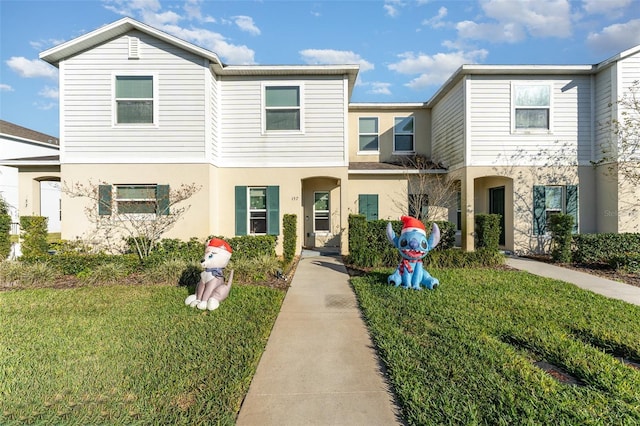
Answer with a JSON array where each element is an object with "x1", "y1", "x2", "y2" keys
[
  {"x1": 219, "y1": 76, "x2": 347, "y2": 167},
  {"x1": 431, "y1": 80, "x2": 465, "y2": 169},
  {"x1": 61, "y1": 30, "x2": 208, "y2": 163},
  {"x1": 594, "y1": 68, "x2": 614, "y2": 163},
  {"x1": 468, "y1": 76, "x2": 592, "y2": 167}
]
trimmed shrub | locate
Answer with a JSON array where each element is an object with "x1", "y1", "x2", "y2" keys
[
  {"x1": 609, "y1": 253, "x2": 640, "y2": 274},
  {"x1": 425, "y1": 248, "x2": 505, "y2": 268},
  {"x1": 573, "y1": 233, "x2": 640, "y2": 264},
  {"x1": 475, "y1": 213, "x2": 501, "y2": 252},
  {"x1": 282, "y1": 214, "x2": 297, "y2": 265},
  {"x1": 0, "y1": 213, "x2": 11, "y2": 260},
  {"x1": 20, "y1": 216, "x2": 49, "y2": 257},
  {"x1": 548, "y1": 214, "x2": 574, "y2": 263},
  {"x1": 346, "y1": 215, "x2": 457, "y2": 269}
]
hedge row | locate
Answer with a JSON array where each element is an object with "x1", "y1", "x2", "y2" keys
[
  {"x1": 572, "y1": 233, "x2": 640, "y2": 264},
  {"x1": 347, "y1": 214, "x2": 457, "y2": 269}
]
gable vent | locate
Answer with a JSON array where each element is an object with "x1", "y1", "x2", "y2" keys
[{"x1": 128, "y1": 36, "x2": 140, "y2": 59}]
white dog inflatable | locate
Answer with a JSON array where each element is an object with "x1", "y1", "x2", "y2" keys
[{"x1": 185, "y1": 238, "x2": 234, "y2": 311}]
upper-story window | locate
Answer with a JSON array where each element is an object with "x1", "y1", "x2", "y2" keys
[
  {"x1": 394, "y1": 116, "x2": 414, "y2": 153},
  {"x1": 358, "y1": 117, "x2": 379, "y2": 152},
  {"x1": 115, "y1": 76, "x2": 154, "y2": 124},
  {"x1": 264, "y1": 85, "x2": 301, "y2": 131},
  {"x1": 513, "y1": 84, "x2": 551, "y2": 131}
]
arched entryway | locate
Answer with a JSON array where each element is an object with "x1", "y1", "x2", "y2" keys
[{"x1": 301, "y1": 176, "x2": 342, "y2": 250}]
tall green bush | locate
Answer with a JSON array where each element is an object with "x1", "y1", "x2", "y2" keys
[
  {"x1": 282, "y1": 214, "x2": 297, "y2": 265},
  {"x1": 20, "y1": 216, "x2": 49, "y2": 257},
  {"x1": 475, "y1": 213, "x2": 501, "y2": 252},
  {"x1": 547, "y1": 214, "x2": 574, "y2": 263},
  {"x1": 0, "y1": 198, "x2": 10, "y2": 259}
]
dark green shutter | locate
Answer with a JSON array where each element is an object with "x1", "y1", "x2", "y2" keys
[
  {"x1": 235, "y1": 186, "x2": 247, "y2": 236},
  {"x1": 565, "y1": 185, "x2": 578, "y2": 233},
  {"x1": 533, "y1": 185, "x2": 545, "y2": 235},
  {"x1": 358, "y1": 194, "x2": 378, "y2": 221},
  {"x1": 98, "y1": 185, "x2": 112, "y2": 216},
  {"x1": 267, "y1": 186, "x2": 279, "y2": 235},
  {"x1": 156, "y1": 185, "x2": 170, "y2": 215}
]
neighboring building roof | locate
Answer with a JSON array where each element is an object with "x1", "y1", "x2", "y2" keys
[{"x1": 0, "y1": 120, "x2": 59, "y2": 146}]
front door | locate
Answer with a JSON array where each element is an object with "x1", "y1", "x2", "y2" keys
[{"x1": 489, "y1": 186, "x2": 505, "y2": 246}]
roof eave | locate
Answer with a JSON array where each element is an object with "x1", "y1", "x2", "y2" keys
[{"x1": 39, "y1": 17, "x2": 223, "y2": 67}]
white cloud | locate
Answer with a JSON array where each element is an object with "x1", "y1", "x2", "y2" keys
[
  {"x1": 456, "y1": 20, "x2": 525, "y2": 43},
  {"x1": 35, "y1": 101, "x2": 57, "y2": 111},
  {"x1": 0, "y1": 84, "x2": 13, "y2": 92},
  {"x1": 384, "y1": 4, "x2": 399, "y2": 17},
  {"x1": 103, "y1": 0, "x2": 256, "y2": 64},
  {"x1": 299, "y1": 49, "x2": 374, "y2": 72},
  {"x1": 422, "y1": 7, "x2": 448, "y2": 29},
  {"x1": 389, "y1": 49, "x2": 488, "y2": 89},
  {"x1": 161, "y1": 24, "x2": 256, "y2": 64},
  {"x1": 233, "y1": 15, "x2": 261, "y2": 35},
  {"x1": 367, "y1": 82, "x2": 392, "y2": 95},
  {"x1": 582, "y1": 0, "x2": 632, "y2": 18},
  {"x1": 457, "y1": 0, "x2": 572, "y2": 42},
  {"x1": 183, "y1": 0, "x2": 215, "y2": 23},
  {"x1": 586, "y1": 19, "x2": 640, "y2": 54},
  {"x1": 6, "y1": 57, "x2": 58, "y2": 79},
  {"x1": 38, "y1": 86, "x2": 59, "y2": 99}
]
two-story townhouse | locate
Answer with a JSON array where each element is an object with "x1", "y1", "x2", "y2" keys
[
  {"x1": 36, "y1": 17, "x2": 640, "y2": 256},
  {"x1": 39, "y1": 17, "x2": 359, "y2": 254},
  {"x1": 425, "y1": 47, "x2": 640, "y2": 253}
]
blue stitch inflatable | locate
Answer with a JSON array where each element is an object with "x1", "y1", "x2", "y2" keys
[{"x1": 387, "y1": 215, "x2": 440, "y2": 290}]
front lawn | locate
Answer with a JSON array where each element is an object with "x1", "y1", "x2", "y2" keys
[
  {"x1": 351, "y1": 268, "x2": 640, "y2": 425},
  {"x1": 0, "y1": 284, "x2": 284, "y2": 425}
]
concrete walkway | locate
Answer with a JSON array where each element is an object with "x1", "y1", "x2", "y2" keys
[
  {"x1": 506, "y1": 256, "x2": 640, "y2": 306},
  {"x1": 236, "y1": 251, "x2": 403, "y2": 426}
]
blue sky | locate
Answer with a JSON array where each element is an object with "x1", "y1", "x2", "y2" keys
[{"x1": 2, "y1": 0, "x2": 640, "y2": 138}]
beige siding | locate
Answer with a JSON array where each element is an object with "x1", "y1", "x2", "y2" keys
[
  {"x1": 62, "y1": 30, "x2": 207, "y2": 163},
  {"x1": 219, "y1": 76, "x2": 346, "y2": 167},
  {"x1": 347, "y1": 107, "x2": 430, "y2": 163},
  {"x1": 468, "y1": 75, "x2": 592, "y2": 167},
  {"x1": 431, "y1": 80, "x2": 465, "y2": 169}
]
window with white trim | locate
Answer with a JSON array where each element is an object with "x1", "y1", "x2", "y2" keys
[
  {"x1": 513, "y1": 84, "x2": 550, "y2": 131},
  {"x1": 533, "y1": 185, "x2": 578, "y2": 235},
  {"x1": 264, "y1": 85, "x2": 301, "y2": 131},
  {"x1": 115, "y1": 76, "x2": 153, "y2": 124},
  {"x1": 249, "y1": 187, "x2": 268, "y2": 234},
  {"x1": 394, "y1": 116, "x2": 414, "y2": 152},
  {"x1": 358, "y1": 117, "x2": 379, "y2": 152},
  {"x1": 98, "y1": 184, "x2": 169, "y2": 216},
  {"x1": 314, "y1": 191, "x2": 330, "y2": 232}
]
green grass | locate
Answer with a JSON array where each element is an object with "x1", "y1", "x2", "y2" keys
[
  {"x1": 351, "y1": 268, "x2": 640, "y2": 425},
  {"x1": 0, "y1": 284, "x2": 284, "y2": 425}
]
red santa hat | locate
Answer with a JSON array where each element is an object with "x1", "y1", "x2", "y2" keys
[
  {"x1": 400, "y1": 215, "x2": 426, "y2": 236},
  {"x1": 207, "y1": 238, "x2": 232, "y2": 253}
]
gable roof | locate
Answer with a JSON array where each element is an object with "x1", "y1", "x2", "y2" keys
[
  {"x1": 0, "y1": 120, "x2": 59, "y2": 146},
  {"x1": 39, "y1": 17, "x2": 224, "y2": 67},
  {"x1": 426, "y1": 44, "x2": 640, "y2": 107}
]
